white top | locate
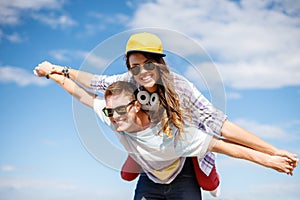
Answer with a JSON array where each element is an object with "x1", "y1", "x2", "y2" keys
[
  {"x1": 94, "y1": 96, "x2": 214, "y2": 184},
  {"x1": 90, "y1": 71, "x2": 227, "y2": 175}
]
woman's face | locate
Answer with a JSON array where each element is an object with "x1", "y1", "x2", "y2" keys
[{"x1": 128, "y1": 53, "x2": 160, "y2": 92}]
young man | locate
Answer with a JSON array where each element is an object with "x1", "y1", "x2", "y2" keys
[{"x1": 98, "y1": 81, "x2": 297, "y2": 199}]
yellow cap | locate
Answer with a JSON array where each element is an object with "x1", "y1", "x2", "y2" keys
[{"x1": 126, "y1": 32, "x2": 166, "y2": 56}]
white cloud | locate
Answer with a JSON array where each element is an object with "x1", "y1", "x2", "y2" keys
[
  {"x1": 0, "y1": 0, "x2": 66, "y2": 25},
  {"x1": 0, "y1": 0, "x2": 75, "y2": 44},
  {"x1": 50, "y1": 49, "x2": 73, "y2": 62},
  {"x1": 0, "y1": 66, "x2": 50, "y2": 86},
  {"x1": 217, "y1": 58, "x2": 300, "y2": 89},
  {"x1": 31, "y1": 13, "x2": 77, "y2": 29},
  {"x1": 0, "y1": 176, "x2": 77, "y2": 191},
  {"x1": 81, "y1": 12, "x2": 130, "y2": 37},
  {"x1": 183, "y1": 62, "x2": 225, "y2": 91},
  {"x1": 88, "y1": 12, "x2": 129, "y2": 25},
  {"x1": 5, "y1": 32, "x2": 24, "y2": 43},
  {"x1": 49, "y1": 49, "x2": 109, "y2": 71},
  {"x1": 0, "y1": 176, "x2": 135, "y2": 200},
  {"x1": 50, "y1": 49, "x2": 87, "y2": 62},
  {"x1": 129, "y1": 0, "x2": 300, "y2": 89},
  {"x1": 238, "y1": 180, "x2": 300, "y2": 200},
  {"x1": 0, "y1": 29, "x2": 3, "y2": 42},
  {"x1": 0, "y1": 0, "x2": 64, "y2": 10},
  {"x1": 214, "y1": 154, "x2": 300, "y2": 200},
  {"x1": 225, "y1": 92, "x2": 242, "y2": 100},
  {"x1": 233, "y1": 118, "x2": 299, "y2": 141},
  {"x1": 83, "y1": 52, "x2": 110, "y2": 71},
  {"x1": 0, "y1": 165, "x2": 17, "y2": 172},
  {"x1": 0, "y1": 31, "x2": 25, "y2": 44}
]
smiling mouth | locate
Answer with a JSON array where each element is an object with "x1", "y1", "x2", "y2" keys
[
  {"x1": 113, "y1": 117, "x2": 126, "y2": 124},
  {"x1": 140, "y1": 74, "x2": 153, "y2": 82}
]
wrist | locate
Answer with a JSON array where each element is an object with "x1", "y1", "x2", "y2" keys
[
  {"x1": 269, "y1": 147, "x2": 279, "y2": 156},
  {"x1": 45, "y1": 70, "x2": 52, "y2": 79},
  {"x1": 62, "y1": 66, "x2": 71, "y2": 78}
]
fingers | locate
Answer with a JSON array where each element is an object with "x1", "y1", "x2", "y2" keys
[
  {"x1": 33, "y1": 69, "x2": 39, "y2": 76},
  {"x1": 272, "y1": 156, "x2": 297, "y2": 176},
  {"x1": 33, "y1": 66, "x2": 46, "y2": 77},
  {"x1": 275, "y1": 149, "x2": 298, "y2": 162},
  {"x1": 33, "y1": 61, "x2": 54, "y2": 77},
  {"x1": 288, "y1": 153, "x2": 298, "y2": 162},
  {"x1": 285, "y1": 157, "x2": 298, "y2": 175},
  {"x1": 285, "y1": 158, "x2": 298, "y2": 176},
  {"x1": 273, "y1": 150, "x2": 298, "y2": 176}
]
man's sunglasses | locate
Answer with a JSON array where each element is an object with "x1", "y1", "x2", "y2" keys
[
  {"x1": 102, "y1": 100, "x2": 136, "y2": 117},
  {"x1": 129, "y1": 62, "x2": 156, "y2": 76}
]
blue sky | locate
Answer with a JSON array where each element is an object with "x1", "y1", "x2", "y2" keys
[{"x1": 1, "y1": 0, "x2": 300, "y2": 199}]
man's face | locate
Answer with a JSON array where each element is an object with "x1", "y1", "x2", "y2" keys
[{"x1": 105, "y1": 92, "x2": 139, "y2": 133}]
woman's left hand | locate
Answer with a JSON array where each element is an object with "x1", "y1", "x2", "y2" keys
[
  {"x1": 274, "y1": 149, "x2": 299, "y2": 168},
  {"x1": 33, "y1": 61, "x2": 62, "y2": 77}
]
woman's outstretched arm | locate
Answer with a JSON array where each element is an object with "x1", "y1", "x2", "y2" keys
[
  {"x1": 34, "y1": 61, "x2": 94, "y2": 90},
  {"x1": 42, "y1": 72, "x2": 95, "y2": 108},
  {"x1": 34, "y1": 61, "x2": 131, "y2": 93},
  {"x1": 211, "y1": 138, "x2": 298, "y2": 175},
  {"x1": 221, "y1": 120, "x2": 298, "y2": 163}
]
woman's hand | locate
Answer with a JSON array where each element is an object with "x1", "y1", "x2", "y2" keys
[
  {"x1": 267, "y1": 154, "x2": 298, "y2": 175},
  {"x1": 34, "y1": 61, "x2": 63, "y2": 77},
  {"x1": 273, "y1": 149, "x2": 298, "y2": 168}
]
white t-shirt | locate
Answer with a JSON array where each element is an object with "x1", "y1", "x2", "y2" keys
[{"x1": 94, "y1": 96, "x2": 214, "y2": 184}]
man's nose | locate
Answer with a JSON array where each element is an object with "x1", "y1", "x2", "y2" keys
[{"x1": 112, "y1": 111, "x2": 121, "y2": 118}]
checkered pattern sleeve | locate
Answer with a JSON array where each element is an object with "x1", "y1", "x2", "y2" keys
[
  {"x1": 173, "y1": 73, "x2": 227, "y2": 135},
  {"x1": 90, "y1": 72, "x2": 133, "y2": 93}
]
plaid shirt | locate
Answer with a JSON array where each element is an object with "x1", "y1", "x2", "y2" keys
[{"x1": 90, "y1": 72, "x2": 227, "y2": 176}]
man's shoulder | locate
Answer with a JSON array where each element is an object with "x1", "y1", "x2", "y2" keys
[{"x1": 94, "y1": 95, "x2": 105, "y2": 108}]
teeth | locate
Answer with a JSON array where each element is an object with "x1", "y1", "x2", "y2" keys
[
  {"x1": 115, "y1": 117, "x2": 126, "y2": 122},
  {"x1": 141, "y1": 74, "x2": 152, "y2": 81}
]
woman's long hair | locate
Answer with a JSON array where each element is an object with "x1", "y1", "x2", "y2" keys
[{"x1": 126, "y1": 52, "x2": 186, "y2": 137}]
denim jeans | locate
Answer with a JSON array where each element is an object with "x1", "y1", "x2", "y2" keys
[{"x1": 134, "y1": 158, "x2": 202, "y2": 200}]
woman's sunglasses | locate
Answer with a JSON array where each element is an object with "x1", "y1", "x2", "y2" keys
[
  {"x1": 129, "y1": 62, "x2": 156, "y2": 76},
  {"x1": 102, "y1": 100, "x2": 136, "y2": 117}
]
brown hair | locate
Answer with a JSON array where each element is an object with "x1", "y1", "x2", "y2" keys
[
  {"x1": 126, "y1": 52, "x2": 186, "y2": 137},
  {"x1": 105, "y1": 81, "x2": 137, "y2": 102}
]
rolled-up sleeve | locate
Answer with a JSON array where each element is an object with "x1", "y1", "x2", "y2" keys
[
  {"x1": 90, "y1": 72, "x2": 133, "y2": 93},
  {"x1": 174, "y1": 73, "x2": 227, "y2": 135}
]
